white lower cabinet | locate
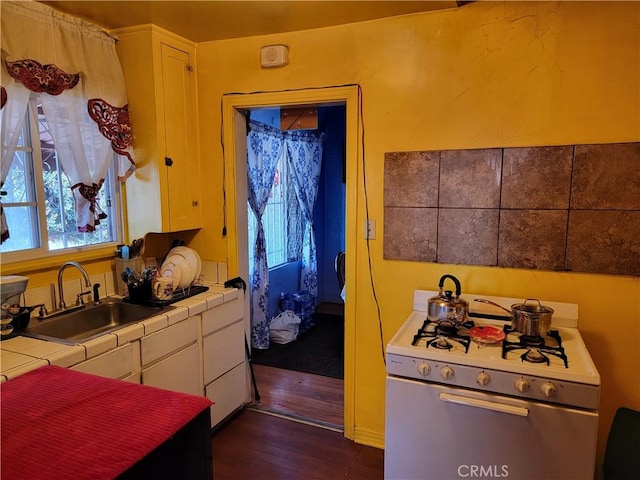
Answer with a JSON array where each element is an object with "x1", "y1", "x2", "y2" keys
[
  {"x1": 63, "y1": 293, "x2": 248, "y2": 425},
  {"x1": 142, "y1": 342, "x2": 201, "y2": 396},
  {"x1": 140, "y1": 316, "x2": 201, "y2": 396},
  {"x1": 201, "y1": 292, "x2": 248, "y2": 427},
  {"x1": 71, "y1": 343, "x2": 136, "y2": 380},
  {"x1": 205, "y1": 363, "x2": 246, "y2": 426},
  {"x1": 141, "y1": 316, "x2": 199, "y2": 366},
  {"x1": 203, "y1": 321, "x2": 244, "y2": 384}
]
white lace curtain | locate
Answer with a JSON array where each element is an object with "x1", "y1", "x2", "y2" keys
[{"x1": 0, "y1": 0, "x2": 134, "y2": 241}]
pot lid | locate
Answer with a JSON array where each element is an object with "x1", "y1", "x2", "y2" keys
[{"x1": 511, "y1": 299, "x2": 554, "y2": 314}]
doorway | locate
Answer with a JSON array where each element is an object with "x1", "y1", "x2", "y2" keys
[
  {"x1": 222, "y1": 85, "x2": 359, "y2": 438},
  {"x1": 246, "y1": 105, "x2": 345, "y2": 428}
]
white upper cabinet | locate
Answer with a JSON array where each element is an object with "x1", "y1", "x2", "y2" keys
[{"x1": 114, "y1": 25, "x2": 202, "y2": 240}]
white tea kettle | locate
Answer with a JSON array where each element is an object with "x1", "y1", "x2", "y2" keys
[{"x1": 427, "y1": 274, "x2": 469, "y2": 324}]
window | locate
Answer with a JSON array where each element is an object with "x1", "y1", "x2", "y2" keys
[
  {"x1": 247, "y1": 152, "x2": 302, "y2": 271},
  {"x1": 1, "y1": 96, "x2": 121, "y2": 258}
]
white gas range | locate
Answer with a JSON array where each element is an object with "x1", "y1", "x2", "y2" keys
[{"x1": 384, "y1": 290, "x2": 601, "y2": 480}]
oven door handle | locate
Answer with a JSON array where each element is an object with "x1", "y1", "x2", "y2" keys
[{"x1": 439, "y1": 392, "x2": 529, "y2": 417}]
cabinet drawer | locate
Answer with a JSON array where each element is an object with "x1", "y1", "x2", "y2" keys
[
  {"x1": 203, "y1": 320, "x2": 244, "y2": 384},
  {"x1": 201, "y1": 298, "x2": 243, "y2": 336},
  {"x1": 142, "y1": 342, "x2": 202, "y2": 396},
  {"x1": 71, "y1": 343, "x2": 135, "y2": 380},
  {"x1": 205, "y1": 363, "x2": 247, "y2": 427},
  {"x1": 141, "y1": 316, "x2": 198, "y2": 366}
]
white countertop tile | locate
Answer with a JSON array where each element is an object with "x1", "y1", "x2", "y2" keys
[
  {"x1": 3, "y1": 360, "x2": 49, "y2": 380},
  {"x1": 44, "y1": 347, "x2": 86, "y2": 368},
  {"x1": 140, "y1": 313, "x2": 169, "y2": 335},
  {"x1": 82, "y1": 334, "x2": 118, "y2": 359},
  {"x1": 208, "y1": 285, "x2": 241, "y2": 302},
  {"x1": 172, "y1": 297, "x2": 207, "y2": 316},
  {"x1": 113, "y1": 323, "x2": 145, "y2": 345},
  {"x1": 0, "y1": 336, "x2": 86, "y2": 368},
  {"x1": 166, "y1": 305, "x2": 189, "y2": 326},
  {"x1": 1, "y1": 350, "x2": 48, "y2": 380},
  {"x1": 204, "y1": 292, "x2": 224, "y2": 309}
]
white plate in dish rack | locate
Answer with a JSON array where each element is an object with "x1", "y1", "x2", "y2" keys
[
  {"x1": 161, "y1": 254, "x2": 193, "y2": 288},
  {"x1": 159, "y1": 262, "x2": 182, "y2": 289},
  {"x1": 168, "y1": 246, "x2": 201, "y2": 283}
]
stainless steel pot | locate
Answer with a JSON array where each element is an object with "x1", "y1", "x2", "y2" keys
[
  {"x1": 474, "y1": 298, "x2": 554, "y2": 336},
  {"x1": 428, "y1": 275, "x2": 469, "y2": 324}
]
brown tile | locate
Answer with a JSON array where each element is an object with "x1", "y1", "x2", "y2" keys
[
  {"x1": 437, "y1": 209, "x2": 499, "y2": 265},
  {"x1": 501, "y1": 146, "x2": 573, "y2": 209},
  {"x1": 571, "y1": 142, "x2": 640, "y2": 209},
  {"x1": 383, "y1": 207, "x2": 437, "y2": 261},
  {"x1": 498, "y1": 210, "x2": 568, "y2": 271},
  {"x1": 567, "y1": 210, "x2": 640, "y2": 276},
  {"x1": 439, "y1": 149, "x2": 502, "y2": 208},
  {"x1": 384, "y1": 151, "x2": 440, "y2": 207}
]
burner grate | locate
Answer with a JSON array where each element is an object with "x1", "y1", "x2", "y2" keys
[
  {"x1": 412, "y1": 318, "x2": 473, "y2": 353},
  {"x1": 502, "y1": 326, "x2": 569, "y2": 368}
]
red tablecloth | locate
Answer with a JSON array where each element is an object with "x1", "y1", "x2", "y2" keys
[{"x1": 1, "y1": 365, "x2": 212, "y2": 479}]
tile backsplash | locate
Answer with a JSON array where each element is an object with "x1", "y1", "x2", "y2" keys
[{"x1": 383, "y1": 142, "x2": 640, "y2": 276}]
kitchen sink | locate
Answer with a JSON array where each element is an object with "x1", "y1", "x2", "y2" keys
[{"x1": 21, "y1": 299, "x2": 172, "y2": 344}]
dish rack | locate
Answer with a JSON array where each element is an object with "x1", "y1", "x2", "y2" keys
[{"x1": 125, "y1": 284, "x2": 209, "y2": 307}]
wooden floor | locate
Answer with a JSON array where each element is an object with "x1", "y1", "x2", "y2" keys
[
  {"x1": 212, "y1": 408, "x2": 384, "y2": 479},
  {"x1": 250, "y1": 364, "x2": 344, "y2": 429},
  {"x1": 211, "y1": 303, "x2": 382, "y2": 479}
]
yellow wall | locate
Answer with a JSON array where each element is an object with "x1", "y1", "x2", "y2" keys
[{"x1": 193, "y1": 0, "x2": 640, "y2": 469}]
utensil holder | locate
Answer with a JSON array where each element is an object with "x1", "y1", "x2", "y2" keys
[
  {"x1": 114, "y1": 257, "x2": 144, "y2": 296},
  {"x1": 127, "y1": 281, "x2": 152, "y2": 305}
]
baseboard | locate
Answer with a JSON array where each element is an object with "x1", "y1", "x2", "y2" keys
[{"x1": 353, "y1": 426, "x2": 385, "y2": 450}]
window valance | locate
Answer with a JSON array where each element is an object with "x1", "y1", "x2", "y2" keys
[{"x1": 0, "y1": 0, "x2": 134, "y2": 238}]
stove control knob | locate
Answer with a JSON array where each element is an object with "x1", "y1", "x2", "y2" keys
[
  {"x1": 417, "y1": 362, "x2": 431, "y2": 377},
  {"x1": 440, "y1": 366, "x2": 454, "y2": 380},
  {"x1": 514, "y1": 378, "x2": 531, "y2": 393},
  {"x1": 541, "y1": 382, "x2": 558, "y2": 398},
  {"x1": 476, "y1": 372, "x2": 491, "y2": 386}
]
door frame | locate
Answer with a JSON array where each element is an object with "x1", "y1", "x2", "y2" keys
[{"x1": 222, "y1": 85, "x2": 359, "y2": 438}]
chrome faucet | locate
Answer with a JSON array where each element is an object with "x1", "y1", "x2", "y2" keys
[{"x1": 58, "y1": 261, "x2": 91, "y2": 309}]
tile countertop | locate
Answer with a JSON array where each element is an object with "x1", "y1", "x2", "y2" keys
[{"x1": 0, "y1": 283, "x2": 240, "y2": 382}]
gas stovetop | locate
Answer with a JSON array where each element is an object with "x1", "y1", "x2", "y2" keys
[{"x1": 386, "y1": 290, "x2": 601, "y2": 409}]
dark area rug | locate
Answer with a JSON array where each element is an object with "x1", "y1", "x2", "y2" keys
[{"x1": 251, "y1": 313, "x2": 344, "y2": 379}]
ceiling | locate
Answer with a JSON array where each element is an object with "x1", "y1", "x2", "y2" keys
[{"x1": 39, "y1": 1, "x2": 466, "y2": 43}]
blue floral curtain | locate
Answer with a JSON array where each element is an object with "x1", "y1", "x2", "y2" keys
[
  {"x1": 246, "y1": 120, "x2": 284, "y2": 348},
  {"x1": 284, "y1": 129, "x2": 325, "y2": 299}
]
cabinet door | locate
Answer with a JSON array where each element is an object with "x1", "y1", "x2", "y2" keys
[
  {"x1": 141, "y1": 316, "x2": 198, "y2": 366},
  {"x1": 201, "y1": 296, "x2": 243, "y2": 336},
  {"x1": 203, "y1": 321, "x2": 245, "y2": 384},
  {"x1": 142, "y1": 342, "x2": 202, "y2": 396},
  {"x1": 160, "y1": 42, "x2": 201, "y2": 231},
  {"x1": 71, "y1": 343, "x2": 136, "y2": 380},
  {"x1": 205, "y1": 363, "x2": 247, "y2": 427}
]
